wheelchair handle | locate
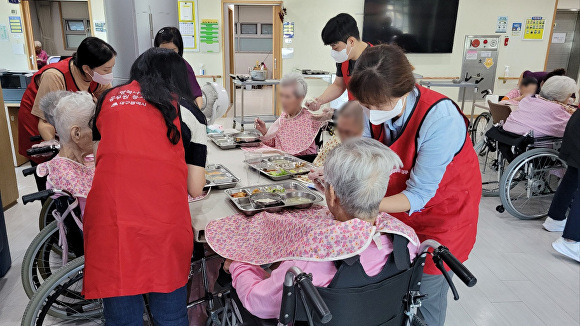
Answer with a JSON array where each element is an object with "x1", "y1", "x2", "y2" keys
[
  {"x1": 22, "y1": 166, "x2": 37, "y2": 177},
  {"x1": 26, "y1": 145, "x2": 60, "y2": 156},
  {"x1": 30, "y1": 135, "x2": 43, "y2": 142},
  {"x1": 22, "y1": 189, "x2": 55, "y2": 205},
  {"x1": 296, "y1": 273, "x2": 332, "y2": 324},
  {"x1": 434, "y1": 246, "x2": 477, "y2": 288}
]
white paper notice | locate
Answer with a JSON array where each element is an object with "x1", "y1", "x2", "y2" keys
[
  {"x1": 282, "y1": 47, "x2": 294, "y2": 59},
  {"x1": 551, "y1": 32, "x2": 566, "y2": 44},
  {"x1": 480, "y1": 51, "x2": 492, "y2": 58},
  {"x1": 465, "y1": 50, "x2": 477, "y2": 60},
  {"x1": 179, "y1": 2, "x2": 193, "y2": 21},
  {"x1": 183, "y1": 35, "x2": 195, "y2": 49}
]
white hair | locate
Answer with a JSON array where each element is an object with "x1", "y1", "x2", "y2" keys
[
  {"x1": 540, "y1": 76, "x2": 578, "y2": 103},
  {"x1": 324, "y1": 138, "x2": 403, "y2": 221},
  {"x1": 40, "y1": 91, "x2": 74, "y2": 126},
  {"x1": 280, "y1": 72, "x2": 307, "y2": 98},
  {"x1": 53, "y1": 92, "x2": 95, "y2": 144},
  {"x1": 35, "y1": 41, "x2": 42, "y2": 48}
]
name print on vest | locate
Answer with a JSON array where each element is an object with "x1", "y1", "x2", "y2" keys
[{"x1": 108, "y1": 89, "x2": 147, "y2": 108}]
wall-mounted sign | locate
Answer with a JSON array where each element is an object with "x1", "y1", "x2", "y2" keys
[
  {"x1": 511, "y1": 22, "x2": 522, "y2": 36},
  {"x1": 523, "y1": 17, "x2": 545, "y2": 40},
  {"x1": 178, "y1": 0, "x2": 198, "y2": 51},
  {"x1": 9, "y1": 16, "x2": 22, "y2": 33},
  {"x1": 283, "y1": 22, "x2": 294, "y2": 39},
  {"x1": 496, "y1": 16, "x2": 508, "y2": 33},
  {"x1": 551, "y1": 32, "x2": 566, "y2": 44},
  {"x1": 200, "y1": 19, "x2": 219, "y2": 53}
]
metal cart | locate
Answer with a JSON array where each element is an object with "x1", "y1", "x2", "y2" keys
[
  {"x1": 230, "y1": 75, "x2": 280, "y2": 131},
  {"x1": 419, "y1": 80, "x2": 480, "y2": 126}
]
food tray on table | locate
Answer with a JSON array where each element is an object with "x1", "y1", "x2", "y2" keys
[
  {"x1": 205, "y1": 164, "x2": 240, "y2": 189},
  {"x1": 244, "y1": 155, "x2": 312, "y2": 181},
  {"x1": 208, "y1": 131, "x2": 262, "y2": 150},
  {"x1": 225, "y1": 181, "x2": 324, "y2": 215}
]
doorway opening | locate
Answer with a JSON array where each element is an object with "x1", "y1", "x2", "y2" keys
[
  {"x1": 22, "y1": 0, "x2": 93, "y2": 70},
  {"x1": 222, "y1": 1, "x2": 282, "y2": 125}
]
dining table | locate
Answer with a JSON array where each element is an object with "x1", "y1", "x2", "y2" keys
[{"x1": 189, "y1": 126, "x2": 325, "y2": 243}]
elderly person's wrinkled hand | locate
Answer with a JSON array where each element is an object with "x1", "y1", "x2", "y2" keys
[
  {"x1": 310, "y1": 107, "x2": 334, "y2": 122},
  {"x1": 254, "y1": 118, "x2": 267, "y2": 135},
  {"x1": 305, "y1": 98, "x2": 322, "y2": 112},
  {"x1": 308, "y1": 166, "x2": 325, "y2": 192},
  {"x1": 30, "y1": 139, "x2": 60, "y2": 157},
  {"x1": 223, "y1": 259, "x2": 233, "y2": 274}
]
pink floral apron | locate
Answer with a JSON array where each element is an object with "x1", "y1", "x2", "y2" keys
[
  {"x1": 261, "y1": 109, "x2": 324, "y2": 155},
  {"x1": 205, "y1": 205, "x2": 419, "y2": 265}
]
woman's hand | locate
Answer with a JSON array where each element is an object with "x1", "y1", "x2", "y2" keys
[
  {"x1": 254, "y1": 118, "x2": 267, "y2": 135},
  {"x1": 305, "y1": 98, "x2": 322, "y2": 112},
  {"x1": 223, "y1": 259, "x2": 233, "y2": 273},
  {"x1": 310, "y1": 107, "x2": 334, "y2": 122}
]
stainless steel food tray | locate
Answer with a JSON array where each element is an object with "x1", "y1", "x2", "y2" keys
[
  {"x1": 205, "y1": 164, "x2": 239, "y2": 189},
  {"x1": 208, "y1": 133, "x2": 261, "y2": 150},
  {"x1": 244, "y1": 155, "x2": 312, "y2": 181},
  {"x1": 224, "y1": 181, "x2": 324, "y2": 215}
]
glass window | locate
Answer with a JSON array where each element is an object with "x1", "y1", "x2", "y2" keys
[
  {"x1": 66, "y1": 34, "x2": 86, "y2": 49},
  {"x1": 66, "y1": 20, "x2": 86, "y2": 32},
  {"x1": 240, "y1": 23, "x2": 257, "y2": 34},
  {"x1": 236, "y1": 38, "x2": 272, "y2": 52},
  {"x1": 261, "y1": 24, "x2": 273, "y2": 35}
]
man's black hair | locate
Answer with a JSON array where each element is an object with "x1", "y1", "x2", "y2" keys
[{"x1": 321, "y1": 13, "x2": 360, "y2": 45}]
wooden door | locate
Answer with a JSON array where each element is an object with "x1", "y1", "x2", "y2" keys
[
  {"x1": 0, "y1": 88, "x2": 20, "y2": 209},
  {"x1": 272, "y1": 5, "x2": 282, "y2": 114}
]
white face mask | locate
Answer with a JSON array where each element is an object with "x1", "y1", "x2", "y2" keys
[
  {"x1": 368, "y1": 98, "x2": 404, "y2": 125},
  {"x1": 330, "y1": 43, "x2": 351, "y2": 63},
  {"x1": 90, "y1": 70, "x2": 114, "y2": 85}
]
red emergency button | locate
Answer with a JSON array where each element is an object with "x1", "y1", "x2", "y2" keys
[
  {"x1": 471, "y1": 39, "x2": 480, "y2": 47},
  {"x1": 483, "y1": 39, "x2": 488, "y2": 44}
]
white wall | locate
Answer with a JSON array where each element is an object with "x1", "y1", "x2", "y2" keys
[
  {"x1": 0, "y1": 1, "x2": 31, "y2": 71},
  {"x1": 182, "y1": 0, "x2": 561, "y2": 101},
  {"x1": 88, "y1": 0, "x2": 107, "y2": 41}
]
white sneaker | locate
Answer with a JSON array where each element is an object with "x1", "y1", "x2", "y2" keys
[
  {"x1": 552, "y1": 238, "x2": 580, "y2": 262},
  {"x1": 543, "y1": 217, "x2": 566, "y2": 232}
]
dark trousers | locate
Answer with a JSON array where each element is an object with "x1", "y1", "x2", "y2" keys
[
  {"x1": 548, "y1": 166, "x2": 580, "y2": 241},
  {"x1": 103, "y1": 285, "x2": 189, "y2": 326}
]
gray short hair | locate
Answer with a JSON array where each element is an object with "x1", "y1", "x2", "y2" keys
[
  {"x1": 40, "y1": 91, "x2": 74, "y2": 126},
  {"x1": 324, "y1": 138, "x2": 402, "y2": 220},
  {"x1": 53, "y1": 92, "x2": 95, "y2": 144},
  {"x1": 280, "y1": 72, "x2": 307, "y2": 98},
  {"x1": 540, "y1": 76, "x2": 578, "y2": 103}
]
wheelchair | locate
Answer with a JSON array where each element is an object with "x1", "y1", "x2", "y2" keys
[
  {"x1": 202, "y1": 237, "x2": 476, "y2": 326},
  {"x1": 479, "y1": 125, "x2": 566, "y2": 219}
]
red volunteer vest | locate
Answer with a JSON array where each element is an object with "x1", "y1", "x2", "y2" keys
[
  {"x1": 341, "y1": 43, "x2": 372, "y2": 100},
  {"x1": 371, "y1": 85, "x2": 481, "y2": 274},
  {"x1": 18, "y1": 58, "x2": 98, "y2": 163},
  {"x1": 83, "y1": 81, "x2": 193, "y2": 299}
]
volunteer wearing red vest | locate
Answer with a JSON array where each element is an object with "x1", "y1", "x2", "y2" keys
[
  {"x1": 84, "y1": 48, "x2": 205, "y2": 325},
  {"x1": 349, "y1": 45, "x2": 481, "y2": 326},
  {"x1": 305, "y1": 13, "x2": 371, "y2": 120},
  {"x1": 18, "y1": 37, "x2": 115, "y2": 190}
]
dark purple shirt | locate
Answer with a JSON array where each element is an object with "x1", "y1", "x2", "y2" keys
[{"x1": 184, "y1": 60, "x2": 202, "y2": 99}]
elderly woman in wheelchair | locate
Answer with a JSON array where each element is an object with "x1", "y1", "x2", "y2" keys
[{"x1": 206, "y1": 138, "x2": 476, "y2": 326}]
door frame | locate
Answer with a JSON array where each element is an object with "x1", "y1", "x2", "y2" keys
[
  {"x1": 221, "y1": 0, "x2": 283, "y2": 107},
  {"x1": 20, "y1": 0, "x2": 37, "y2": 70},
  {"x1": 544, "y1": 0, "x2": 560, "y2": 70}
]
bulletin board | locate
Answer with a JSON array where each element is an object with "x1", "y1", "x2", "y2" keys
[
  {"x1": 523, "y1": 17, "x2": 545, "y2": 40},
  {"x1": 178, "y1": 0, "x2": 199, "y2": 51}
]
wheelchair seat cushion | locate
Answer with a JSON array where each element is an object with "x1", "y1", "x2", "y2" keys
[
  {"x1": 485, "y1": 126, "x2": 532, "y2": 148},
  {"x1": 205, "y1": 206, "x2": 419, "y2": 266}
]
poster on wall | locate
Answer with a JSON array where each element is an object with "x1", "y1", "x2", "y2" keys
[
  {"x1": 283, "y1": 22, "x2": 294, "y2": 39},
  {"x1": 200, "y1": 19, "x2": 219, "y2": 53},
  {"x1": 551, "y1": 32, "x2": 566, "y2": 43},
  {"x1": 495, "y1": 16, "x2": 508, "y2": 33},
  {"x1": 9, "y1": 16, "x2": 22, "y2": 33},
  {"x1": 523, "y1": 17, "x2": 545, "y2": 40},
  {"x1": 511, "y1": 22, "x2": 522, "y2": 36},
  {"x1": 94, "y1": 21, "x2": 106, "y2": 33},
  {"x1": 178, "y1": 0, "x2": 198, "y2": 51},
  {"x1": 0, "y1": 25, "x2": 8, "y2": 41}
]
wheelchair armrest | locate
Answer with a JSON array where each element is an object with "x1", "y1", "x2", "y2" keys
[
  {"x1": 532, "y1": 136, "x2": 562, "y2": 144},
  {"x1": 279, "y1": 267, "x2": 332, "y2": 325}
]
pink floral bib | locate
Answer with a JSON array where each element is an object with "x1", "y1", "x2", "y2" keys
[
  {"x1": 36, "y1": 156, "x2": 95, "y2": 198},
  {"x1": 205, "y1": 205, "x2": 419, "y2": 265},
  {"x1": 265, "y1": 109, "x2": 323, "y2": 155}
]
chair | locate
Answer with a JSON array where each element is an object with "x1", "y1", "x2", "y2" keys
[{"x1": 487, "y1": 100, "x2": 512, "y2": 125}]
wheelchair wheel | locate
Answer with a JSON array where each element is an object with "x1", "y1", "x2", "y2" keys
[
  {"x1": 21, "y1": 221, "x2": 75, "y2": 298},
  {"x1": 21, "y1": 256, "x2": 103, "y2": 325},
  {"x1": 38, "y1": 197, "x2": 56, "y2": 231},
  {"x1": 499, "y1": 148, "x2": 567, "y2": 220},
  {"x1": 478, "y1": 141, "x2": 504, "y2": 197},
  {"x1": 471, "y1": 112, "x2": 491, "y2": 145}
]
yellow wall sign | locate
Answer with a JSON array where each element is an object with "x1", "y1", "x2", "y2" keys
[
  {"x1": 178, "y1": 1, "x2": 198, "y2": 51},
  {"x1": 523, "y1": 17, "x2": 545, "y2": 40}
]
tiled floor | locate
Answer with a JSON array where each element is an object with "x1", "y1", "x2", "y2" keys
[{"x1": 1, "y1": 149, "x2": 579, "y2": 325}]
